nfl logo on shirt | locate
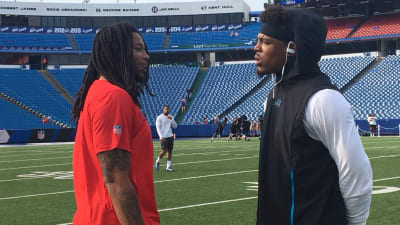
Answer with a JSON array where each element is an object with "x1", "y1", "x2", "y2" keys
[{"x1": 113, "y1": 125, "x2": 122, "y2": 135}]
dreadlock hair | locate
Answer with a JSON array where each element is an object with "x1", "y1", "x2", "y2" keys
[
  {"x1": 259, "y1": 5, "x2": 291, "y2": 35},
  {"x1": 71, "y1": 22, "x2": 154, "y2": 122}
]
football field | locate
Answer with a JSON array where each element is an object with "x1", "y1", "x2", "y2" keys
[{"x1": 0, "y1": 137, "x2": 399, "y2": 225}]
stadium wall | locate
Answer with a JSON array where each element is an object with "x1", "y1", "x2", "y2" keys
[{"x1": 1, "y1": 120, "x2": 400, "y2": 144}]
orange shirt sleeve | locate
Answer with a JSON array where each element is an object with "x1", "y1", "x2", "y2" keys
[{"x1": 91, "y1": 89, "x2": 135, "y2": 154}]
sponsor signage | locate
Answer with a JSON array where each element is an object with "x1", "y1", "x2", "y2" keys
[
  {"x1": 0, "y1": 0, "x2": 246, "y2": 17},
  {"x1": 0, "y1": 25, "x2": 97, "y2": 34},
  {"x1": 0, "y1": 24, "x2": 242, "y2": 34}
]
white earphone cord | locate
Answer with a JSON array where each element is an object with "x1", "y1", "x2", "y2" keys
[{"x1": 272, "y1": 41, "x2": 292, "y2": 99}]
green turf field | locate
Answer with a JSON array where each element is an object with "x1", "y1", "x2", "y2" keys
[{"x1": 0, "y1": 137, "x2": 399, "y2": 225}]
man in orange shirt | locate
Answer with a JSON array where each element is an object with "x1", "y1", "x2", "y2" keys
[{"x1": 71, "y1": 23, "x2": 159, "y2": 225}]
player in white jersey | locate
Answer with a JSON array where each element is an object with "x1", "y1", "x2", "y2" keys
[
  {"x1": 367, "y1": 112, "x2": 377, "y2": 137},
  {"x1": 155, "y1": 105, "x2": 177, "y2": 172}
]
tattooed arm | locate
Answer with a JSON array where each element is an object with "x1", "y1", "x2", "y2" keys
[{"x1": 97, "y1": 149, "x2": 145, "y2": 225}]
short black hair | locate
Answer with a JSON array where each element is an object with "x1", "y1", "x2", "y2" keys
[
  {"x1": 259, "y1": 5, "x2": 291, "y2": 35},
  {"x1": 163, "y1": 105, "x2": 170, "y2": 109}
]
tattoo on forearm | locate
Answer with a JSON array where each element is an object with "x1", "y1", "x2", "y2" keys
[
  {"x1": 97, "y1": 149, "x2": 130, "y2": 183},
  {"x1": 119, "y1": 190, "x2": 143, "y2": 222}
]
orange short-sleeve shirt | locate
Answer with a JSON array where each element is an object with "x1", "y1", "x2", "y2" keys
[{"x1": 73, "y1": 80, "x2": 159, "y2": 225}]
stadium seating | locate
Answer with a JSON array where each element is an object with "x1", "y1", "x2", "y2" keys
[
  {"x1": 180, "y1": 63, "x2": 265, "y2": 125},
  {"x1": 352, "y1": 13, "x2": 400, "y2": 38},
  {"x1": 224, "y1": 78, "x2": 274, "y2": 123},
  {"x1": 0, "y1": 97, "x2": 59, "y2": 129},
  {"x1": 48, "y1": 69, "x2": 85, "y2": 98},
  {"x1": 72, "y1": 34, "x2": 93, "y2": 51},
  {"x1": 325, "y1": 17, "x2": 362, "y2": 40},
  {"x1": 47, "y1": 66, "x2": 198, "y2": 127},
  {"x1": 344, "y1": 55, "x2": 400, "y2": 120},
  {"x1": 169, "y1": 23, "x2": 258, "y2": 49},
  {"x1": 139, "y1": 65, "x2": 199, "y2": 126},
  {"x1": 319, "y1": 56, "x2": 375, "y2": 89},
  {"x1": 0, "y1": 69, "x2": 74, "y2": 127},
  {"x1": 73, "y1": 32, "x2": 165, "y2": 51},
  {"x1": 0, "y1": 33, "x2": 71, "y2": 50}
]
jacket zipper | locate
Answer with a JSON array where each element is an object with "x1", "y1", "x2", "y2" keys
[{"x1": 290, "y1": 168, "x2": 295, "y2": 225}]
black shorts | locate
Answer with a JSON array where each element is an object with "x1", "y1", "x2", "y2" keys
[{"x1": 161, "y1": 137, "x2": 174, "y2": 151}]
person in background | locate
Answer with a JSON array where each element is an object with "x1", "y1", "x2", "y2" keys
[
  {"x1": 180, "y1": 98, "x2": 186, "y2": 113},
  {"x1": 249, "y1": 121, "x2": 254, "y2": 137},
  {"x1": 211, "y1": 117, "x2": 227, "y2": 142},
  {"x1": 367, "y1": 112, "x2": 377, "y2": 137},
  {"x1": 256, "y1": 115, "x2": 263, "y2": 138},
  {"x1": 227, "y1": 117, "x2": 239, "y2": 142},
  {"x1": 155, "y1": 105, "x2": 177, "y2": 172},
  {"x1": 203, "y1": 115, "x2": 208, "y2": 125}
]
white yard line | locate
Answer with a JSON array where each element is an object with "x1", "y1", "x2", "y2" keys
[
  {"x1": 0, "y1": 163, "x2": 72, "y2": 171},
  {"x1": 0, "y1": 190, "x2": 74, "y2": 200},
  {"x1": 1, "y1": 151, "x2": 399, "y2": 172},
  {"x1": 56, "y1": 196, "x2": 258, "y2": 225},
  {"x1": 1, "y1": 170, "x2": 258, "y2": 198},
  {"x1": 369, "y1": 154, "x2": 400, "y2": 159},
  {"x1": 0, "y1": 169, "x2": 258, "y2": 183},
  {"x1": 0, "y1": 151, "x2": 72, "y2": 158},
  {"x1": 0, "y1": 142, "x2": 74, "y2": 148},
  {"x1": 0, "y1": 177, "x2": 45, "y2": 183},
  {"x1": 158, "y1": 196, "x2": 257, "y2": 212},
  {"x1": 172, "y1": 149, "x2": 258, "y2": 157},
  {"x1": 373, "y1": 176, "x2": 400, "y2": 182},
  {"x1": 154, "y1": 170, "x2": 258, "y2": 183},
  {"x1": 0, "y1": 156, "x2": 257, "y2": 171},
  {"x1": 0, "y1": 156, "x2": 71, "y2": 163},
  {"x1": 172, "y1": 156, "x2": 257, "y2": 166}
]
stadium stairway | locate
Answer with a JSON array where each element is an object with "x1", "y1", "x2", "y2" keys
[
  {"x1": 39, "y1": 70, "x2": 74, "y2": 105},
  {"x1": 346, "y1": 16, "x2": 369, "y2": 38},
  {"x1": 220, "y1": 74, "x2": 271, "y2": 119},
  {"x1": 0, "y1": 91, "x2": 65, "y2": 128},
  {"x1": 340, "y1": 57, "x2": 383, "y2": 93},
  {"x1": 175, "y1": 67, "x2": 208, "y2": 123},
  {"x1": 66, "y1": 34, "x2": 79, "y2": 50},
  {"x1": 162, "y1": 33, "x2": 170, "y2": 49}
]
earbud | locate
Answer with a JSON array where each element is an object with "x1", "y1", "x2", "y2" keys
[{"x1": 286, "y1": 41, "x2": 295, "y2": 54}]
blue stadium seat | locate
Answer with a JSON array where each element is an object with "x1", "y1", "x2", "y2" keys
[
  {"x1": 48, "y1": 66, "x2": 199, "y2": 126},
  {"x1": 224, "y1": 78, "x2": 274, "y2": 123},
  {"x1": 181, "y1": 63, "x2": 265, "y2": 125},
  {"x1": 48, "y1": 69, "x2": 85, "y2": 98},
  {"x1": 0, "y1": 69, "x2": 74, "y2": 128},
  {"x1": 139, "y1": 65, "x2": 199, "y2": 126},
  {"x1": 73, "y1": 32, "x2": 164, "y2": 51},
  {"x1": 0, "y1": 98, "x2": 59, "y2": 129},
  {"x1": 0, "y1": 33, "x2": 71, "y2": 50},
  {"x1": 319, "y1": 56, "x2": 375, "y2": 89},
  {"x1": 169, "y1": 23, "x2": 259, "y2": 49},
  {"x1": 344, "y1": 55, "x2": 400, "y2": 120}
]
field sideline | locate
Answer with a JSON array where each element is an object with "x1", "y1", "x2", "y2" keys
[{"x1": 0, "y1": 137, "x2": 399, "y2": 225}]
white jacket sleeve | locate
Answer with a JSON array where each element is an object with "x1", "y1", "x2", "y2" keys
[
  {"x1": 304, "y1": 89, "x2": 373, "y2": 225},
  {"x1": 155, "y1": 116, "x2": 163, "y2": 139},
  {"x1": 170, "y1": 117, "x2": 177, "y2": 129}
]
